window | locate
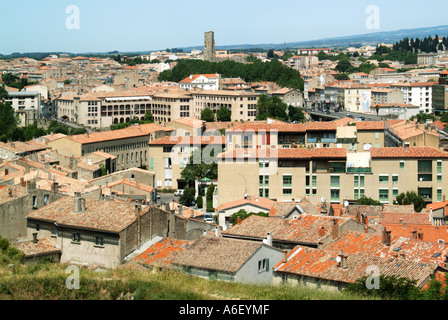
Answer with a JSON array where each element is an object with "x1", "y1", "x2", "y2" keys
[
  {"x1": 392, "y1": 175, "x2": 398, "y2": 184},
  {"x1": 331, "y1": 176, "x2": 340, "y2": 188},
  {"x1": 438, "y1": 161, "x2": 442, "y2": 174},
  {"x1": 312, "y1": 176, "x2": 317, "y2": 187},
  {"x1": 283, "y1": 175, "x2": 292, "y2": 187},
  {"x1": 283, "y1": 189, "x2": 292, "y2": 196},
  {"x1": 51, "y1": 229, "x2": 57, "y2": 237},
  {"x1": 72, "y1": 232, "x2": 81, "y2": 243},
  {"x1": 379, "y1": 189, "x2": 389, "y2": 203},
  {"x1": 331, "y1": 189, "x2": 340, "y2": 201},
  {"x1": 32, "y1": 196, "x2": 38, "y2": 209},
  {"x1": 354, "y1": 176, "x2": 359, "y2": 188},
  {"x1": 95, "y1": 236, "x2": 104, "y2": 247},
  {"x1": 400, "y1": 161, "x2": 405, "y2": 170},
  {"x1": 379, "y1": 175, "x2": 389, "y2": 184},
  {"x1": 375, "y1": 132, "x2": 380, "y2": 139},
  {"x1": 438, "y1": 189, "x2": 443, "y2": 202},
  {"x1": 43, "y1": 195, "x2": 49, "y2": 205},
  {"x1": 258, "y1": 259, "x2": 269, "y2": 273},
  {"x1": 438, "y1": 175, "x2": 442, "y2": 183},
  {"x1": 393, "y1": 189, "x2": 399, "y2": 198}
]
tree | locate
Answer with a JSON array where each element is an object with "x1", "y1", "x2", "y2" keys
[
  {"x1": 216, "y1": 106, "x2": 231, "y2": 122},
  {"x1": 267, "y1": 50, "x2": 275, "y2": 59},
  {"x1": 230, "y1": 209, "x2": 269, "y2": 225},
  {"x1": 196, "y1": 196, "x2": 203, "y2": 209},
  {"x1": 181, "y1": 150, "x2": 218, "y2": 188},
  {"x1": 356, "y1": 197, "x2": 382, "y2": 206},
  {"x1": 179, "y1": 187, "x2": 195, "y2": 207},
  {"x1": 206, "y1": 183, "x2": 215, "y2": 212},
  {"x1": 335, "y1": 59, "x2": 353, "y2": 73},
  {"x1": 143, "y1": 111, "x2": 154, "y2": 123},
  {"x1": 395, "y1": 191, "x2": 426, "y2": 213},
  {"x1": 288, "y1": 106, "x2": 305, "y2": 123},
  {"x1": 256, "y1": 95, "x2": 288, "y2": 121},
  {"x1": 201, "y1": 108, "x2": 215, "y2": 122},
  {"x1": 0, "y1": 101, "x2": 17, "y2": 141}
]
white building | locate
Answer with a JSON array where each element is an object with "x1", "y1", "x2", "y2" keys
[
  {"x1": 4, "y1": 91, "x2": 41, "y2": 126},
  {"x1": 179, "y1": 74, "x2": 221, "y2": 91},
  {"x1": 391, "y1": 82, "x2": 437, "y2": 114}
]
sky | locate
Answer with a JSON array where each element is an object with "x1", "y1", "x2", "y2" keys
[{"x1": 1, "y1": 0, "x2": 448, "y2": 54}]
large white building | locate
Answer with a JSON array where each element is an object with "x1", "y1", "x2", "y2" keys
[
  {"x1": 179, "y1": 74, "x2": 221, "y2": 91},
  {"x1": 4, "y1": 91, "x2": 41, "y2": 126},
  {"x1": 391, "y1": 82, "x2": 437, "y2": 114}
]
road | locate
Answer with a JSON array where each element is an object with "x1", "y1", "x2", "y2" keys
[
  {"x1": 58, "y1": 119, "x2": 95, "y2": 133},
  {"x1": 309, "y1": 109, "x2": 384, "y2": 122}
]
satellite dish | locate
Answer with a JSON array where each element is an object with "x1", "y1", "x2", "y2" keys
[
  {"x1": 344, "y1": 201, "x2": 349, "y2": 207},
  {"x1": 321, "y1": 197, "x2": 326, "y2": 203},
  {"x1": 336, "y1": 256, "x2": 342, "y2": 263}
]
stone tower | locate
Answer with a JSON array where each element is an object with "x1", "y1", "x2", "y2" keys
[{"x1": 204, "y1": 31, "x2": 215, "y2": 62}]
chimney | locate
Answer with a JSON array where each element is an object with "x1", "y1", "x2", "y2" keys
[
  {"x1": 282, "y1": 250, "x2": 288, "y2": 263},
  {"x1": 215, "y1": 227, "x2": 221, "y2": 238},
  {"x1": 135, "y1": 204, "x2": 142, "y2": 217},
  {"x1": 20, "y1": 177, "x2": 26, "y2": 187},
  {"x1": 178, "y1": 205, "x2": 183, "y2": 217},
  {"x1": 190, "y1": 209, "x2": 194, "y2": 218},
  {"x1": 52, "y1": 181, "x2": 59, "y2": 192},
  {"x1": 318, "y1": 226, "x2": 326, "y2": 237},
  {"x1": 399, "y1": 252, "x2": 406, "y2": 260},
  {"x1": 32, "y1": 233, "x2": 38, "y2": 243},
  {"x1": 266, "y1": 232, "x2": 273, "y2": 246},
  {"x1": 4, "y1": 168, "x2": 8, "y2": 176},
  {"x1": 203, "y1": 229, "x2": 208, "y2": 236},
  {"x1": 382, "y1": 228, "x2": 391, "y2": 246},
  {"x1": 73, "y1": 192, "x2": 82, "y2": 213},
  {"x1": 331, "y1": 219, "x2": 339, "y2": 240},
  {"x1": 237, "y1": 217, "x2": 242, "y2": 224}
]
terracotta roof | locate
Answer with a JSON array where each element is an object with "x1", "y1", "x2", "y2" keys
[
  {"x1": 0, "y1": 141, "x2": 48, "y2": 154},
  {"x1": 427, "y1": 201, "x2": 448, "y2": 212},
  {"x1": 356, "y1": 121, "x2": 385, "y2": 131},
  {"x1": 382, "y1": 224, "x2": 448, "y2": 244},
  {"x1": 26, "y1": 197, "x2": 142, "y2": 233},
  {"x1": 274, "y1": 245, "x2": 436, "y2": 287},
  {"x1": 169, "y1": 117, "x2": 205, "y2": 128},
  {"x1": 216, "y1": 196, "x2": 275, "y2": 212},
  {"x1": 61, "y1": 124, "x2": 174, "y2": 145},
  {"x1": 218, "y1": 148, "x2": 346, "y2": 160},
  {"x1": 134, "y1": 238, "x2": 192, "y2": 269},
  {"x1": 226, "y1": 122, "x2": 306, "y2": 133},
  {"x1": 148, "y1": 135, "x2": 224, "y2": 146},
  {"x1": 0, "y1": 184, "x2": 29, "y2": 205},
  {"x1": 370, "y1": 147, "x2": 448, "y2": 159},
  {"x1": 223, "y1": 214, "x2": 351, "y2": 246},
  {"x1": 11, "y1": 238, "x2": 60, "y2": 258},
  {"x1": 171, "y1": 236, "x2": 270, "y2": 273},
  {"x1": 380, "y1": 213, "x2": 432, "y2": 225}
]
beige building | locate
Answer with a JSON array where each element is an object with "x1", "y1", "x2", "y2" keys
[
  {"x1": 26, "y1": 195, "x2": 151, "y2": 269},
  {"x1": 371, "y1": 88, "x2": 403, "y2": 105},
  {"x1": 191, "y1": 90, "x2": 259, "y2": 122},
  {"x1": 47, "y1": 123, "x2": 173, "y2": 171},
  {"x1": 217, "y1": 146, "x2": 448, "y2": 208},
  {"x1": 148, "y1": 135, "x2": 225, "y2": 190}
]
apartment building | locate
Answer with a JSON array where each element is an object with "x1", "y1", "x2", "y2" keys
[
  {"x1": 4, "y1": 91, "x2": 41, "y2": 126},
  {"x1": 148, "y1": 135, "x2": 225, "y2": 190},
  {"x1": 432, "y1": 71, "x2": 448, "y2": 114},
  {"x1": 191, "y1": 90, "x2": 259, "y2": 122},
  {"x1": 217, "y1": 146, "x2": 448, "y2": 207},
  {"x1": 47, "y1": 123, "x2": 173, "y2": 171},
  {"x1": 371, "y1": 88, "x2": 403, "y2": 105},
  {"x1": 391, "y1": 82, "x2": 436, "y2": 113}
]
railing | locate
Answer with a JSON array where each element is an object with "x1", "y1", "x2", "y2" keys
[
  {"x1": 321, "y1": 138, "x2": 337, "y2": 143},
  {"x1": 347, "y1": 168, "x2": 372, "y2": 173}
]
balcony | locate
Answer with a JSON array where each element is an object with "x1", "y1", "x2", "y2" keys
[
  {"x1": 321, "y1": 138, "x2": 337, "y2": 143},
  {"x1": 347, "y1": 167, "x2": 372, "y2": 174}
]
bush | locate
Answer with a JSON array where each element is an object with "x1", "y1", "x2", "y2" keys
[{"x1": 197, "y1": 196, "x2": 203, "y2": 209}]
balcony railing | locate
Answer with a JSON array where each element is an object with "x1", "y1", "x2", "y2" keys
[{"x1": 347, "y1": 168, "x2": 372, "y2": 173}]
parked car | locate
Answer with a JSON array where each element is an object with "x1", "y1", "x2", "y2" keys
[
  {"x1": 325, "y1": 110, "x2": 331, "y2": 115},
  {"x1": 204, "y1": 213, "x2": 214, "y2": 224},
  {"x1": 174, "y1": 189, "x2": 184, "y2": 196},
  {"x1": 356, "y1": 117, "x2": 366, "y2": 121},
  {"x1": 346, "y1": 113, "x2": 354, "y2": 119}
]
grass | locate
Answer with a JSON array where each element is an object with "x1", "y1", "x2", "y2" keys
[{"x1": 0, "y1": 261, "x2": 375, "y2": 300}]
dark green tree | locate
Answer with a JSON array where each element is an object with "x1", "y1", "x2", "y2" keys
[
  {"x1": 179, "y1": 187, "x2": 196, "y2": 207},
  {"x1": 395, "y1": 191, "x2": 426, "y2": 213},
  {"x1": 201, "y1": 108, "x2": 215, "y2": 122},
  {"x1": 216, "y1": 106, "x2": 231, "y2": 122},
  {"x1": 206, "y1": 182, "x2": 215, "y2": 212},
  {"x1": 256, "y1": 95, "x2": 288, "y2": 121}
]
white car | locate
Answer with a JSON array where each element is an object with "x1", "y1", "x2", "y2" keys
[{"x1": 174, "y1": 189, "x2": 184, "y2": 196}]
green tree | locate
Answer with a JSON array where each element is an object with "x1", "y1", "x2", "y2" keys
[
  {"x1": 267, "y1": 50, "x2": 275, "y2": 59},
  {"x1": 143, "y1": 111, "x2": 155, "y2": 123},
  {"x1": 201, "y1": 108, "x2": 215, "y2": 122},
  {"x1": 230, "y1": 209, "x2": 269, "y2": 225},
  {"x1": 395, "y1": 191, "x2": 426, "y2": 213},
  {"x1": 196, "y1": 196, "x2": 203, "y2": 209},
  {"x1": 0, "y1": 101, "x2": 17, "y2": 139},
  {"x1": 179, "y1": 187, "x2": 195, "y2": 207},
  {"x1": 216, "y1": 106, "x2": 231, "y2": 122},
  {"x1": 181, "y1": 150, "x2": 218, "y2": 188},
  {"x1": 356, "y1": 197, "x2": 382, "y2": 206},
  {"x1": 335, "y1": 59, "x2": 353, "y2": 73},
  {"x1": 256, "y1": 95, "x2": 288, "y2": 121},
  {"x1": 206, "y1": 183, "x2": 215, "y2": 212},
  {"x1": 288, "y1": 106, "x2": 305, "y2": 123}
]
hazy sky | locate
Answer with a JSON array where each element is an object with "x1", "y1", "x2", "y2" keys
[{"x1": 1, "y1": 0, "x2": 448, "y2": 54}]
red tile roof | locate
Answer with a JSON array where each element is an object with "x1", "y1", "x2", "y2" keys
[
  {"x1": 370, "y1": 147, "x2": 448, "y2": 159},
  {"x1": 218, "y1": 148, "x2": 346, "y2": 160},
  {"x1": 134, "y1": 238, "x2": 192, "y2": 269},
  {"x1": 215, "y1": 196, "x2": 275, "y2": 212},
  {"x1": 148, "y1": 135, "x2": 225, "y2": 146}
]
